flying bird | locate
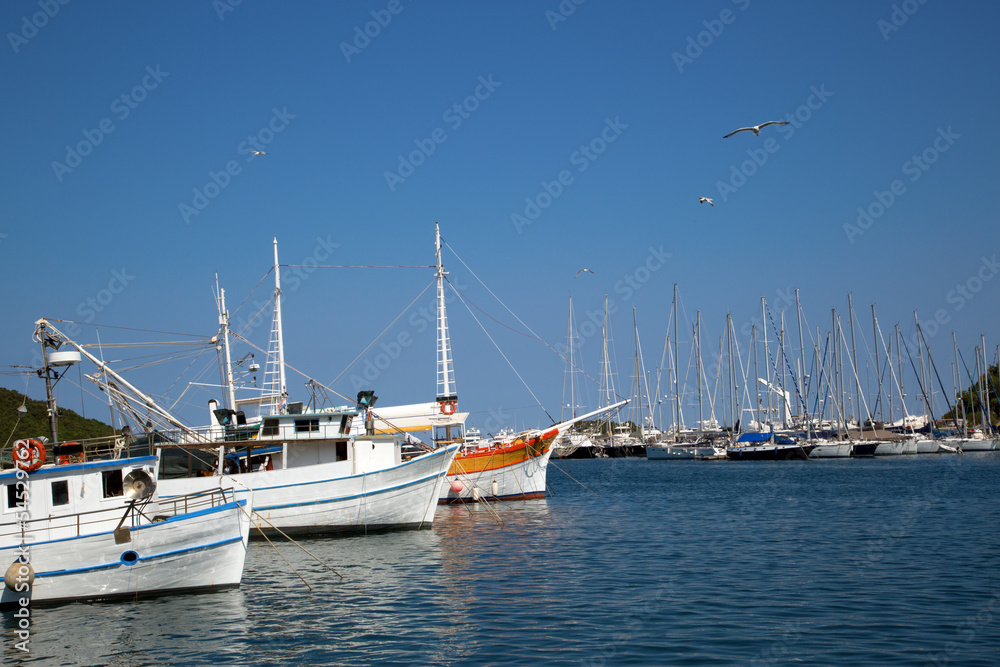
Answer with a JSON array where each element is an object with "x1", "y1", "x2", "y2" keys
[
  {"x1": 722, "y1": 121, "x2": 789, "y2": 139},
  {"x1": 699, "y1": 197, "x2": 714, "y2": 207},
  {"x1": 250, "y1": 150, "x2": 267, "y2": 155},
  {"x1": 575, "y1": 268, "x2": 594, "y2": 277}
]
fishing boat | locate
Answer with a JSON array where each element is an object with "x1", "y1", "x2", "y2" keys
[
  {"x1": 0, "y1": 447, "x2": 251, "y2": 610},
  {"x1": 33, "y1": 239, "x2": 459, "y2": 538},
  {"x1": 1, "y1": 344, "x2": 250, "y2": 610},
  {"x1": 374, "y1": 223, "x2": 625, "y2": 503},
  {"x1": 436, "y1": 402, "x2": 624, "y2": 503}
]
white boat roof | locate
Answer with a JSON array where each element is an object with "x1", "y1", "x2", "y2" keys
[{"x1": 371, "y1": 402, "x2": 468, "y2": 434}]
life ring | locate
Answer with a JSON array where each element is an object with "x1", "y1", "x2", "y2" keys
[
  {"x1": 440, "y1": 401, "x2": 457, "y2": 416},
  {"x1": 57, "y1": 441, "x2": 79, "y2": 465},
  {"x1": 13, "y1": 438, "x2": 46, "y2": 473}
]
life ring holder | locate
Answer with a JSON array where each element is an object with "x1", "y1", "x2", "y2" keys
[
  {"x1": 440, "y1": 401, "x2": 457, "y2": 416},
  {"x1": 13, "y1": 438, "x2": 46, "y2": 473}
]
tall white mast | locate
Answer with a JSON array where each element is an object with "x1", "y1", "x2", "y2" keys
[
  {"x1": 262, "y1": 237, "x2": 288, "y2": 414},
  {"x1": 435, "y1": 222, "x2": 457, "y2": 405},
  {"x1": 217, "y1": 279, "x2": 236, "y2": 410},
  {"x1": 672, "y1": 283, "x2": 681, "y2": 441},
  {"x1": 274, "y1": 238, "x2": 287, "y2": 403}
]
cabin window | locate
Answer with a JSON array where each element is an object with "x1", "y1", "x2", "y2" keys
[
  {"x1": 262, "y1": 419, "x2": 280, "y2": 437},
  {"x1": 6, "y1": 484, "x2": 20, "y2": 510},
  {"x1": 51, "y1": 480, "x2": 69, "y2": 506},
  {"x1": 102, "y1": 470, "x2": 124, "y2": 498},
  {"x1": 340, "y1": 415, "x2": 354, "y2": 434},
  {"x1": 336, "y1": 441, "x2": 348, "y2": 461},
  {"x1": 295, "y1": 419, "x2": 319, "y2": 434}
]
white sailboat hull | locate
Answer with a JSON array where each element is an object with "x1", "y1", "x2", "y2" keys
[
  {"x1": 645, "y1": 444, "x2": 719, "y2": 459},
  {"x1": 948, "y1": 438, "x2": 998, "y2": 451},
  {"x1": 874, "y1": 441, "x2": 905, "y2": 456},
  {"x1": 808, "y1": 442, "x2": 853, "y2": 458},
  {"x1": 914, "y1": 439, "x2": 944, "y2": 454}
]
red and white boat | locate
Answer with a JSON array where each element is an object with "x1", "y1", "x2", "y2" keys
[{"x1": 372, "y1": 223, "x2": 625, "y2": 503}]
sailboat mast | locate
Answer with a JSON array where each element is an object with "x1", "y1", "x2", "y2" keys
[
  {"x1": 272, "y1": 238, "x2": 287, "y2": 410},
  {"x1": 848, "y1": 293, "x2": 862, "y2": 428},
  {"x1": 895, "y1": 324, "x2": 908, "y2": 432},
  {"x1": 564, "y1": 296, "x2": 575, "y2": 420},
  {"x1": 871, "y1": 304, "x2": 882, "y2": 423},
  {"x1": 761, "y1": 297, "x2": 773, "y2": 431},
  {"x1": 633, "y1": 308, "x2": 641, "y2": 436},
  {"x1": 218, "y1": 282, "x2": 237, "y2": 410},
  {"x1": 752, "y1": 324, "x2": 761, "y2": 428},
  {"x1": 602, "y1": 295, "x2": 614, "y2": 443},
  {"x1": 795, "y1": 290, "x2": 806, "y2": 433},
  {"x1": 953, "y1": 332, "x2": 964, "y2": 429},
  {"x1": 435, "y1": 222, "x2": 457, "y2": 405},
  {"x1": 981, "y1": 334, "x2": 989, "y2": 431},
  {"x1": 727, "y1": 313, "x2": 736, "y2": 430},
  {"x1": 696, "y1": 311, "x2": 703, "y2": 437},
  {"x1": 672, "y1": 283, "x2": 680, "y2": 441},
  {"x1": 779, "y1": 310, "x2": 788, "y2": 428}
]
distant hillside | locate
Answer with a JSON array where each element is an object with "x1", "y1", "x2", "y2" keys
[
  {"x1": 941, "y1": 363, "x2": 999, "y2": 427},
  {"x1": 1, "y1": 386, "x2": 116, "y2": 444}
]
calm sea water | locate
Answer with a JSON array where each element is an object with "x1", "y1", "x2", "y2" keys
[{"x1": 4, "y1": 454, "x2": 999, "y2": 666}]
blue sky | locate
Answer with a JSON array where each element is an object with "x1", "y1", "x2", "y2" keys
[{"x1": 2, "y1": 1, "x2": 999, "y2": 433}]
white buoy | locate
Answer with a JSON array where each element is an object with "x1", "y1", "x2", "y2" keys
[
  {"x1": 472, "y1": 487, "x2": 480, "y2": 500},
  {"x1": 491, "y1": 480, "x2": 499, "y2": 496}
]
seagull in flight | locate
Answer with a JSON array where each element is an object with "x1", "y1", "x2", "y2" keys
[
  {"x1": 722, "y1": 121, "x2": 789, "y2": 139},
  {"x1": 699, "y1": 197, "x2": 714, "y2": 207},
  {"x1": 575, "y1": 268, "x2": 594, "y2": 277},
  {"x1": 250, "y1": 150, "x2": 267, "y2": 155}
]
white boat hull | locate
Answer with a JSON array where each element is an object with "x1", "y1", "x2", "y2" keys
[
  {"x1": 949, "y1": 438, "x2": 998, "y2": 451},
  {"x1": 645, "y1": 444, "x2": 720, "y2": 459},
  {"x1": 1, "y1": 499, "x2": 249, "y2": 609},
  {"x1": 914, "y1": 439, "x2": 944, "y2": 454},
  {"x1": 441, "y1": 446, "x2": 552, "y2": 503},
  {"x1": 874, "y1": 441, "x2": 905, "y2": 456},
  {"x1": 808, "y1": 443, "x2": 853, "y2": 458},
  {"x1": 159, "y1": 445, "x2": 458, "y2": 536}
]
